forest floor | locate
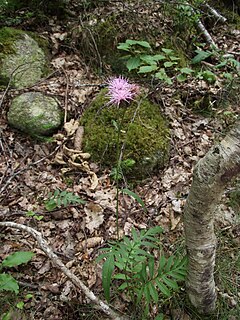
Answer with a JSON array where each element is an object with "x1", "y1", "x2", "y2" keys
[{"x1": 0, "y1": 1, "x2": 239, "y2": 319}]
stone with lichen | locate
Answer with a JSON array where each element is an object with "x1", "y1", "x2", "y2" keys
[
  {"x1": 80, "y1": 89, "x2": 170, "y2": 180},
  {"x1": 0, "y1": 27, "x2": 48, "y2": 89},
  {"x1": 8, "y1": 92, "x2": 63, "y2": 137}
]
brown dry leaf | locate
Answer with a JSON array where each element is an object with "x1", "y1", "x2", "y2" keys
[
  {"x1": 64, "y1": 119, "x2": 79, "y2": 136},
  {"x1": 80, "y1": 237, "x2": 103, "y2": 250},
  {"x1": 84, "y1": 202, "x2": 104, "y2": 233},
  {"x1": 94, "y1": 187, "x2": 117, "y2": 210}
]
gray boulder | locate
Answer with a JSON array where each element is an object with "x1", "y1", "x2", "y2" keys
[
  {"x1": 8, "y1": 92, "x2": 63, "y2": 137},
  {"x1": 0, "y1": 27, "x2": 47, "y2": 89}
]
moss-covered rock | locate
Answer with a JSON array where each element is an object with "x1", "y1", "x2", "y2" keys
[
  {"x1": 0, "y1": 27, "x2": 48, "y2": 88},
  {"x1": 8, "y1": 92, "x2": 63, "y2": 137},
  {"x1": 80, "y1": 89, "x2": 170, "y2": 179}
]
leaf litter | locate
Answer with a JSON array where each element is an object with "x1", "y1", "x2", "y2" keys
[{"x1": 0, "y1": 1, "x2": 240, "y2": 319}]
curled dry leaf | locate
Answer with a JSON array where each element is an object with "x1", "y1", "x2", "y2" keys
[{"x1": 64, "y1": 119, "x2": 79, "y2": 136}]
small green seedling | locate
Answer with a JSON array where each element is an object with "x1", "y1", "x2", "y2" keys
[
  {"x1": 44, "y1": 189, "x2": 86, "y2": 211},
  {"x1": 26, "y1": 211, "x2": 44, "y2": 221}
]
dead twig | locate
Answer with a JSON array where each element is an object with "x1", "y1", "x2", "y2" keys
[
  {"x1": 60, "y1": 67, "x2": 70, "y2": 124},
  {"x1": 0, "y1": 221, "x2": 128, "y2": 320}
]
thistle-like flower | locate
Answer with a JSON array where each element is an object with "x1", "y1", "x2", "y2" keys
[{"x1": 107, "y1": 76, "x2": 139, "y2": 106}]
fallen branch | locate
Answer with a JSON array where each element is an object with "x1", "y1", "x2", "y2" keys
[
  {"x1": 204, "y1": 4, "x2": 227, "y2": 23},
  {"x1": 0, "y1": 221, "x2": 128, "y2": 320}
]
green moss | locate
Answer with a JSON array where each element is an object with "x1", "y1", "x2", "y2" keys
[
  {"x1": 80, "y1": 89, "x2": 170, "y2": 179},
  {"x1": 0, "y1": 27, "x2": 23, "y2": 56}
]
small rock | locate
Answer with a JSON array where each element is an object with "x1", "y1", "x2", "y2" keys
[{"x1": 8, "y1": 92, "x2": 63, "y2": 137}]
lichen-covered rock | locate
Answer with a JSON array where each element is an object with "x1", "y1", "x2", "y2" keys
[
  {"x1": 80, "y1": 89, "x2": 170, "y2": 179},
  {"x1": 8, "y1": 92, "x2": 63, "y2": 137},
  {"x1": 0, "y1": 27, "x2": 47, "y2": 89}
]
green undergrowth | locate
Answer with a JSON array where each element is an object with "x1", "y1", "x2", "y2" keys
[{"x1": 75, "y1": 6, "x2": 190, "y2": 76}]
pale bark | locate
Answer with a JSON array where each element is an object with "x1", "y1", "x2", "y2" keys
[{"x1": 184, "y1": 122, "x2": 240, "y2": 314}]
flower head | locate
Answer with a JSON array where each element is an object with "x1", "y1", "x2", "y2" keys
[{"x1": 107, "y1": 76, "x2": 139, "y2": 106}]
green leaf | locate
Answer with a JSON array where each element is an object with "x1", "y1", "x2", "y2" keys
[
  {"x1": 155, "y1": 69, "x2": 173, "y2": 84},
  {"x1": 144, "y1": 226, "x2": 163, "y2": 236},
  {"x1": 140, "y1": 263, "x2": 147, "y2": 282},
  {"x1": 117, "y1": 42, "x2": 131, "y2": 51},
  {"x1": 122, "y1": 188, "x2": 147, "y2": 211},
  {"x1": 180, "y1": 67, "x2": 194, "y2": 74},
  {"x1": 177, "y1": 74, "x2": 187, "y2": 82},
  {"x1": 126, "y1": 56, "x2": 141, "y2": 71},
  {"x1": 169, "y1": 56, "x2": 180, "y2": 61},
  {"x1": 102, "y1": 255, "x2": 115, "y2": 302},
  {"x1": 161, "y1": 275, "x2": 179, "y2": 290},
  {"x1": 0, "y1": 273, "x2": 19, "y2": 294},
  {"x1": 201, "y1": 70, "x2": 216, "y2": 83},
  {"x1": 143, "y1": 284, "x2": 151, "y2": 304},
  {"x1": 155, "y1": 279, "x2": 171, "y2": 297},
  {"x1": 2, "y1": 312, "x2": 11, "y2": 320},
  {"x1": 162, "y1": 48, "x2": 174, "y2": 55},
  {"x1": 152, "y1": 54, "x2": 166, "y2": 61},
  {"x1": 140, "y1": 55, "x2": 157, "y2": 65},
  {"x1": 131, "y1": 228, "x2": 139, "y2": 242},
  {"x1": 170, "y1": 271, "x2": 186, "y2": 281},
  {"x1": 141, "y1": 241, "x2": 158, "y2": 249},
  {"x1": 159, "y1": 255, "x2": 166, "y2": 272},
  {"x1": 16, "y1": 301, "x2": 24, "y2": 310},
  {"x1": 165, "y1": 256, "x2": 174, "y2": 272},
  {"x1": 113, "y1": 273, "x2": 130, "y2": 280},
  {"x1": 192, "y1": 50, "x2": 212, "y2": 64},
  {"x1": 149, "y1": 282, "x2": 159, "y2": 303},
  {"x1": 163, "y1": 61, "x2": 177, "y2": 68},
  {"x1": 26, "y1": 211, "x2": 35, "y2": 217},
  {"x1": 138, "y1": 65, "x2": 158, "y2": 73},
  {"x1": 35, "y1": 215, "x2": 44, "y2": 221},
  {"x1": 45, "y1": 199, "x2": 57, "y2": 211},
  {"x1": 148, "y1": 257, "x2": 155, "y2": 279},
  {"x1": 136, "y1": 286, "x2": 144, "y2": 303},
  {"x1": 223, "y1": 72, "x2": 233, "y2": 80},
  {"x1": 126, "y1": 39, "x2": 151, "y2": 48},
  {"x1": 2, "y1": 251, "x2": 34, "y2": 268},
  {"x1": 118, "y1": 282, "x2": 128, "y2": 290}
]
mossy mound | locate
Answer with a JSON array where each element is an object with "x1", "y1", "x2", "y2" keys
[{"x1": 80, "y1": 89, "x2": 170, "y2": 180}]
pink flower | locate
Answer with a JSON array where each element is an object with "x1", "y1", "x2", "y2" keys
[{"x1": 107, "y1": 76, "x2": 139, "y2": 106}]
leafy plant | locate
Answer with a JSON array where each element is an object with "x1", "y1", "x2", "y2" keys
[
  {"x1": 191, "y1": 48, "x2": 240, "y2": 83},
  {"x1": 0, "y1": 251, "x2": 34, "y2": 294},
  {"x1": 117, "y1": 39, "x2": 194, "y2": 84},
  {"x1": 44, "y1": 189, "x2": 86, "y2": 211},
  {"x1": 110, "y1": 158, "x2": 136, "y2": 181},
  {"x1": 97, "y1": 227, "x2": 187, "y2": 314}
]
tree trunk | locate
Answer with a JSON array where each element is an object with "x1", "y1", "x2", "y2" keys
[{"x1": 184, "y1": 121, "x2": 240, "y2": 314}]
